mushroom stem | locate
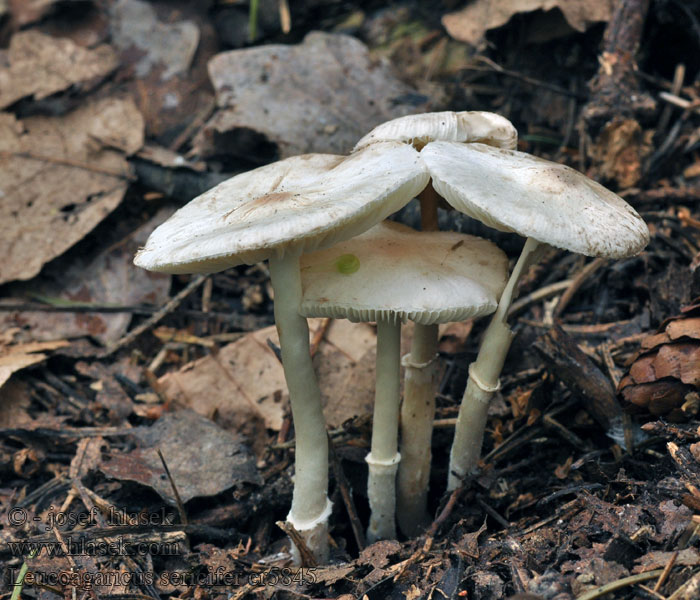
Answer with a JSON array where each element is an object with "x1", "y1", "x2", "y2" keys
[
  {"x1": 268, "y1": 253, "x2": 331, "y2": 564},
  {"x1": 366, "y1": 317, "x2": 402, "y2": 542},
  {"x1": 397, "y1": 322, "x2": 438, "y2": 536},
  {"x1": 448, "y1": 237, "x2": 542, "y2": 490},
  {"x1": 396, "y1": 185, "x2": 441, "y2": 536}
]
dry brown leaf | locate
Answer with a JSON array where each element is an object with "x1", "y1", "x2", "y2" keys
[
  {"x1": 0, "y1": 98, "x2": 144, "y2": 285},
  {"x1": 588, "y1": 119, "x2": 653, "y2": 189},
  {"x1": 109, "y1": 0, "x2": 215, "y2": 140},
  {"x1": 158, "y1": 319, "x2": 377, "y2": 439},
  {"x1": 0, "y1": 30, "x2": 118, "y2": 109},
  {"x1": 443, "y1": 0, "x2": 614, "y2": 48},
  {"x1": 0, "y1": 339, "x2": 70, "y2": 389},
  {"x1": 195, "y1": 31, "x2": 430, "y2": 159},
  {"x1": 8, "y1": 0, "x2": 58, "y2": 26},
  {"x1": 633, "y1": 548, "x2": 700, "y2": 573},
  {"x1": 1, "y1": 209, "x2": 172, "y2": 345},
  {"x1": 0, "y1": 379, "x2": 33, "y2": 427},
  {"x1": 99, "y1": 410, "x2": 261, "y2": 503}
]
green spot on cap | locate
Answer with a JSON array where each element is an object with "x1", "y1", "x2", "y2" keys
[{"x1": 335, "y1": 253, "x2": 360, "y2": 275}]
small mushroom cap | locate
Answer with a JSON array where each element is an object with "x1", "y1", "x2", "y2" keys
[
  {"x1": 353, "y1": 111, "x2": 517, "y2": 152},
  {"x1": 134, "y1": 142, "x2": 430, "y2": 273},
  {"x1": 299, "y1": 221, "x2": 509, "y2": 325},
  {"x1": 421, "y1": 141, "x2": 650, "y2": 259}
]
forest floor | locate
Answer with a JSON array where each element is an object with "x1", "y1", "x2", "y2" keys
[{"x1": 1, "y1": 1, "x2": 700, "y2": 598}]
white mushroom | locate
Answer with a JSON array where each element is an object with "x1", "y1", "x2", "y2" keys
[
  {"x1": 419, "y1": 141, "x2": 650, "y2": 489},
  {"x1": 299, "y1": 221, "x2": 508, "y2": 541},
  {"x1": 134, "y1": 142, "x2": 430, "y2": 563},
  {"x1": 352, "y1": 111, "x2": 517, "y2": 534}
]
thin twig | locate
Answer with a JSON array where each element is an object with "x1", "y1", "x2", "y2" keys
[
  {"x1": 553, "y1": 258, "x2": 607, "y2": 319},
  {"x1": 576, "y1": 569, "x2": 664, "y2": 600},
  {"x1": 156, "y1": 448, "x2": 188, "y2": 525},
  {"x1": 104, "y1": 275, "x2": 208, "y2": 355},
  {"x1": 328, "y1": 434, "x2": 365, "y2": 551}
]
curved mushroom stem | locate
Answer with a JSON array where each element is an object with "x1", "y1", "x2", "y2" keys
[
  {"x1": 396, "y1": 185, "x2": 440, "y2": 536},
  {"x1": 366, "y1": 317, "x2": 402, "y2": 542},
  {"x1": 268, "y1": 253, "x2": 331, "y2": 564},
  {"x1": 448, "y1": 237, "x2": 542, "y2": 490},
  {"x1": 396, "y1": 323, "x2": 438, "y2": 536}
]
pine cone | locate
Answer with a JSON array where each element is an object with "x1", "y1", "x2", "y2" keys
[{"x1": 618, "y1": 298, "x2": 700, "y2": 421}]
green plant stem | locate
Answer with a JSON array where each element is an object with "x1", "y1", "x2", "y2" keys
[
  {"x1": 11, "y1": 549, "x2": 38, "y2": 600},
  {"x1": 366, "y1": 317, "x2": 402, "y2": 542},
  {"x1": 269, "y1": 253, "x2": 331, "y2": 564},
  {"x1": 448, "y1": 237, "x2": 542, "y2": 490}
]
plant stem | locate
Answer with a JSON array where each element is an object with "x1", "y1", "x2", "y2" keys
[
  {"x1": 448, "y1": 237, "x2": 542, "y2": 490},
  {"x1": 366, "y1": 317, "x2": 401, "y2": 542},
  {"x1": 397, "y1": 322, "x2": 439, "y2": 536},
  {"x1": 268, "y1": 253, "x2": 331, "y2": 564}
]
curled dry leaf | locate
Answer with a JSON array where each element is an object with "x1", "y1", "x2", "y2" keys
[
  {"x1": 619, "y1": 298, "x2": 700, "y2": 420},
  {"x1": 443, "y1": 0, "x2": 614, "y2": 48},
  {"x1": 195, "y1": 31, "x2": 430, "y2": 160},
  {"x1": 0, "y1": 339, "x2": 70, "y2": 389},
  {"x1": 0, "y1": 97, "x2": 144, "y2": 285},
  {"x1": 0, "y1": 30, "x2": 118, "y2": 110}
]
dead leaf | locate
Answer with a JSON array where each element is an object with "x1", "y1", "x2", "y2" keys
[
  {"x1": 0, "y1": 340, "x2": 69, "y2": 389},
  {"x1": 0, "y1": 379, "x2": 33, "y2": 427},
  {"x1": 587, "y1": 119, "x2": 653, "y2": 188},
  {"x1": 108, "y1": 0, "x2": 215, "y2": 140},
  {"x1": 158, "y1": 319, "x2": 377, "y2": 440},
  {"x1": 438, "y1": 320, "x2": 474, "y2": 354},
  {"x1": 99, "y1": 410, "x2": 261, "y2": 504},
  {"x1": 633, "y1": 548, "x2": 700, "y2": 573},
  {"x1": 1, "y1": 209, "x2": 172, "y2": 344},
  {"x1": 195, "y1": 31, "x2": 430, "y2": 160},
  {"x1": 359, "y1": 539, "x2": 402, "y2": 568},
  {"x1": 455, "y1": 520, "x2": 488, "y2": 559},
  {"x1": 443, "y1": 0, "x2": 614, "y2": 48},
  {"x1": 0, "y1": 98, "x2": 144, "y2": 285},
  {"x1": 69, "y1": 436, "x2": 106, "y2": 479},
  {"x1": 554, "y1": 455, "x2": 573, "y2": 479},
  {"x1": 8, "y1": 0, "x2": 59, "y2": 26},
  {"x1": 0, "y1": 30, "x2": 118, "y2": 109}
]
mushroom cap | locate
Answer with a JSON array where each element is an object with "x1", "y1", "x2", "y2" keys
[
  {"x1": 353, "y1": 111, "x2": 517, "y2": 152},
  {"x1": 421, "y1": 141, "x2": 650, "y2": 259},
  {"x1": 299, "y1": 221, "x2": 509, "y2": 325},
  {"x1": 134, "y1": 142, "x2": 430, "y2": 273}
]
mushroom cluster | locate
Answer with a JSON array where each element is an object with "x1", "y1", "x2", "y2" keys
[{"x1": 134, "y1": 110, "x2": 649, "y2": 564}]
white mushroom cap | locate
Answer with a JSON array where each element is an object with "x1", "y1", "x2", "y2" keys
[
  {"x1": 421, "y1": 141, "x2": 650, "y2": 258},
  {"x1": 134, "y1": 142, "x2": 430, "y2": 273},
  {"x1": 353, "y1": 111, "x2": 517, "y2": 152},
  {"x1": 299, "y1": 221, "x2": 509, "y2": 325}
]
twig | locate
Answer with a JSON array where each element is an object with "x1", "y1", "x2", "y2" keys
[
  {"x1": 575, "y1": 569, "x2": 664, "y2": 600},
  {"x1": 156, "y1": 448, "x2": 188, "y2": 525},
  {"x1": 309, "y1": 318, "x2": 332, "y2": 358},
  {"x1": 508, "y1": 280, "x2": 573, "y2": 317},
  {"x1": 328, "y1": 434, "x2": 365, "y2": 551},
  {"x1": 553, "y1": 258, "x2": 607, "y2": 318},
  {"x1": 104, "y1": 275, "x2": 208, "y2": 355},
  {"x1": 473, "y1": 56, "x2": 584, "y2": 99},
  {"x1": 276, "y1": 521, "x2": 317, "y2": 567},
  {"x1": 654, "y1": 550, "x2": 678, "y2": 592}
]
